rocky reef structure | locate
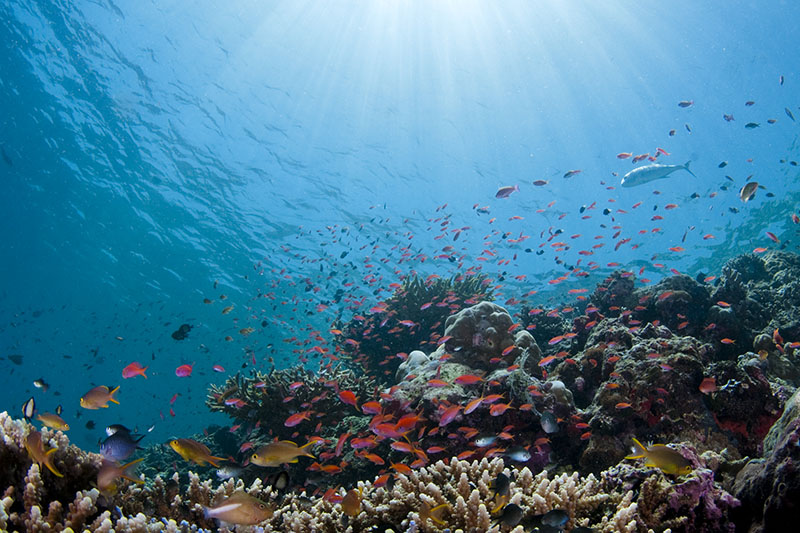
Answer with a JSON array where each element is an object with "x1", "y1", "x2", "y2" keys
[
  {"x1": 732, "y1": 388, "x2": 800, "y2": 532},
  {"x1": 332, "y1": 274, "x2": 495, "y2": 384}
]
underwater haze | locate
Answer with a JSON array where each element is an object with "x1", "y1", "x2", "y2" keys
[{"x1": 1, "y1": 0, "x2": 799, "y2": 458}]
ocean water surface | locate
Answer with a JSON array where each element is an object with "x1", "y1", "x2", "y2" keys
[{"x1": 1, "y1": 0, "x2": 799, "y2": 456}]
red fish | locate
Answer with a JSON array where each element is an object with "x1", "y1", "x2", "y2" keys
[
  {"x1": 438, "y1": 405, "x2": 461, "y2": 427},
  {"x1": 338, "y1": 390, "x2": 358, "y2": 409},
  {"x1": 489, "y1": 402, "x2": 513, "y2": 416},
  {"x1": 122, "y1": 362, "x2": 148, "y2": 379},
  {"x1": 563, "y1": 170, "x2": 582, "y2": 178},
  {"x1": 361, "y1": 401, "x2": 382, "y2": 415},
  {"x1": 617, "y1": 152, "x2": 633, "y2": 159},
  {"x1": 766, "y1": 231, "x2": 780, "y2": 243},
  {"x1": 212, "y1": 364, "x2": 225, "y2": 373},
  {"x1": 175, "y1": 363, "x2": 194, "y2": 377},
  {"x1": 454, "y1": 374, "x2": 483, "y2": 386},
  {"x1": 284, "y1": 411, "x2": 312, "y2": 427},
  {"x1": 699, "y1": 377, "x2": 717, "y2": 394}
]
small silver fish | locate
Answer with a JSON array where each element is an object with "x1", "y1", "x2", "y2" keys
[
  {"x1": 621, "y1": 161, "x2": 696, "y2": 187},
  {"x1": 475, "y1": 434, "x2": 498, "y2": 448},
  {"x1": 540, "y1": 411, "x2": 559, "y2": 434},
  {"x1": 505, "y1": 446, "x2": 531, "y2": 462},
  {"x1": 216, "y1": 465, "x2": 244, "y2": 480}
]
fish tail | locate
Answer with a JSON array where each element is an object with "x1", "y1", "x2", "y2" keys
[
  {"x1": 299, "y1": 441, "x2": 317, "y2": 457},
  {"x1": 625, "y1": 437, "x2": 647, "y2": 460},
  {"x1": 44, "y1": 448, "x2": 64, "y2": 477},
  {"x1": 207, "y1": 455, "x2": 226, "y2": 468},
  {"x1": 109, "y1": 386, "x2": 121, "y2": 404},
  {"x1": 683, "y1": 161, "x2": 697, "y2": 178},
  {"x1": 121, "y1": 458, "x2": 145, "y2": 483}
]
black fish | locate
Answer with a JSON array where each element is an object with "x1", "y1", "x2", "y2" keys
[
  {"x1": 745, "y1": 122, "x2": 760, "y2": 129},
  {"x1": 171, "y1": 323, "x2": 192, "y2": 340},
  {"x1": 8, "y1": 354, "x2": 23, "y2": 365},
  {"x1": 786, "y1": 107, "x2": 796, "y2": 121},
  {"x1": 718, "y1": 161, "x2": 727, "y2": 168},
  {"x1": 491, "y1": 472, "x2": 510, "y2": 499},
  {"x1": 542, "y1": 509, "x2": 570, "y2": 526},
  {"x1": 101, "y1": 430, "x2": 145, "y2": 462},
  {"x1": 492, "y1": 503, "x2": 523, "y2": 528}
]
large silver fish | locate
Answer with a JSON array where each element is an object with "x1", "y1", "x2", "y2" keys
[{"x1": 621, "y1": 161, "x2": 696, "y2": 187}]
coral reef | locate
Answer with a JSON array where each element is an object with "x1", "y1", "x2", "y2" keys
[
  {"x1": 0, "y1": 411, "x2": 743, "y2": 533},
  {"x1": 732, "y1": 388, "x2": 800, "y2": 532},
  {"x1": 332, "y1": 274, "x2": 495, "y2": 383},
  {"x1": 5, "y1": 250, "x2": 800, "y2": 531}
]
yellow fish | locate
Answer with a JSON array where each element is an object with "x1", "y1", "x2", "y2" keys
[
  {"x1": 97, "y1": 458, "x2": 144, "y2": 493},
  {"x1": 36, "y1": 413, "x2": 69, "y2": 431},
  {"x1": 169, "y1": 438, "x2": 225, "y2": 467},
  {"x1": 250, "y1": 440, "x2": 315, "y2": 467},
  {"x1": 341, "y1": 487, "x2": 362, "y2": 517},
  {"x1": 625, "y1": 437, "x2": 692, "y2": 476},
  {"x1": 204, "y1": 491, "x2": 272, "y2": 525},
  {"x1": 80, "y1": 385, "x2": 120, "y2": 409},
  {"x1": 24, "y1": 430, "x2": 63, "y2": 477}
]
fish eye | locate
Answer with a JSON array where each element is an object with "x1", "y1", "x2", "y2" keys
[{"x1": 170, "y1": 440, "x2": 177, "y2": 445}]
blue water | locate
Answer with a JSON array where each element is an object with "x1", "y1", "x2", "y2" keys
[{"x1": 1, "y1": 0, "x2": 798, "y2": 452}]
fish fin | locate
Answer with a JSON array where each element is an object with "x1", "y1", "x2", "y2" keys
[
  {"x1": 44, "y1": 449, "x2": 64, "y2": 477},
  {"x1": 109, "y1": 386, "x2": 121, "y2": 404},
  {"x1": 207, "y1": 456, "x2": 225, "y2": 468},
  {"x1": 120, "y1": 458, "x2": 145, "y2": 484},
  {"x1": 683, "y1": 161, "x2": 697, "y2": 178},
  {"x1": 624, "y1": 437, "x2": 647, "y2": 459}
]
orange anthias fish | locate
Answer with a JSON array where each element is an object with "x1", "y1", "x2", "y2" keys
[
  {"x1": 97, "y1": 458, "x2": 144, "y2": 493},
  {"x1": 80, "y1": 385, "x2": 120, "y2": 409},
  {"x1": 122, "y1": 361, "x2": 148, "y2": 379},
  {"x1": 24, "y1": 430, "x2": 63, "y2": 477},
  {"x1": 169, "y1": 438, "x2": 225, "y2": 467},
  {"x1": 204, "y1": 491, "x2": 273, "y2": 525},
  {"x1": 250, "y1": 440, "x2": 315, "y2": 467},
  {"x1": 338, "y1": 390, "x2": 358, "y2": 409}
]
